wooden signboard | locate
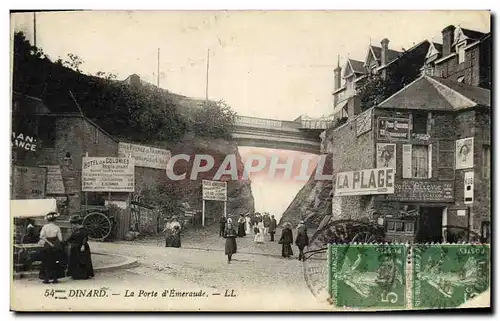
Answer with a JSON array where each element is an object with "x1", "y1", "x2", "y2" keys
[
  {"x1": 12, "y1": 166, "x2": 46, "y2": 199},
  {"x1": 39, "y1": 165, "x2": 66, "y2": 194}
]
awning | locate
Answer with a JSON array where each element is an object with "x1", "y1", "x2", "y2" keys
[{"x1": 11, "y1": 199, "x2": 57, "y2": 218}]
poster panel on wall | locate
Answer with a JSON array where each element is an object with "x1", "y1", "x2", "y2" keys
[
  {"x1": 455, "y1": 137, "x2": 474, "y2": 169},
  {"x1": 376, "y1": 143, "x2": 396, "y2": 169}
]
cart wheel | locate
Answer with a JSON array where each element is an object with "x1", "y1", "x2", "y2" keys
[
  {"x1": 83, "y1": 212, "x2": 112, "y2": 241},
  {"x1": 352, "y1": 231, "x2": 377, "y2": 243}
]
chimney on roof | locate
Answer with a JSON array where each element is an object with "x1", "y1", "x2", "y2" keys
[
  {"x1": 129, "y1": 74, "x2": 141, "y2": 87},
  {"x1": 333, "y1": 55, "x2": 342, "y2": 106},
  {"x1": 442, "y1": 25, "x2": 456, "y2": 57},
  {"x1": 381, "y1": 38, "x2": 390, "y2": 66}
]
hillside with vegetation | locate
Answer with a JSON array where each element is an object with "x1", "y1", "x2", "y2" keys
[{"x1": 12, "y1": 31, "x2": 254, "y2": 223}]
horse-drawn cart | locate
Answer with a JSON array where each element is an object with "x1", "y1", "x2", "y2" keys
[{"x1": 74, "y1": 205, "x2": 116, "y2": 241}]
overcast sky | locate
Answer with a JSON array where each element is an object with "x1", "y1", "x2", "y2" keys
[
  {"x1": 10, "y1": 10, "x2": 490, "y2": 220},
  {"x1": 12, "y1": 10, "x2": 489, "y2": 120}
]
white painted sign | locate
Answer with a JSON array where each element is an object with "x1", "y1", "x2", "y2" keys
[
  {"x1": 202, "y1": 180, "x2": 227, "y2": 201},
  {"x1": 39, "y1": 165, "x2": 65, "y2": 194},
  {"x1": 456, "y1": 137, "x2": 474, "y2": 169},
  {"x1": 118, "y1": 142, "x2": 171, "y2": 170},
  {"x1": 457, "y1": 209, "x2": 467, "y2": 217},
  {"x1": 82, "y1": 157, "x2": 135, "y2": 192},
  {"x1": 464, "y1": 171, "x2": 474, "y2": 204},
  {"x1": 334, "y1": 168, "x2": 395, "y2": 196},
  {"x1": 105, "y1": 200, "x2": 128, "y2": 209}
]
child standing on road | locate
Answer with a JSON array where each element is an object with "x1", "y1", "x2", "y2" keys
[{"x1": 223, "y1": 219, "x2": 237, "y2": 264}]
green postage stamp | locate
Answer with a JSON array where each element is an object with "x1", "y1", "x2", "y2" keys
[
  {"x1": 412, "y1": 244, "x2": 490, "y2": 309},
  {"x1": 328, "y1": 244, "x2": 407, "y2": 309}
]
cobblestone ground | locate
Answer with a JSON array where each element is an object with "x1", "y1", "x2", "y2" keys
[
  {"x1": 12, "y1": 225, "x2": 329, "y2": 311},
  {"x1": 119, "y1": 224, "x2": 291, "y2": 257}
]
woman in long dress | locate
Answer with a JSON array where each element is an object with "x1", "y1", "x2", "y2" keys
[
  {"x1": 254, "y1": 220, "x2": 265, "y2": 244},
  {"x1": 65, "y1": 215, "x2": 95, "y2": 280},
  {"x1": 38, "y1": 212, "x2": 66, "y2": 284},
  {"x1": 245, "y1": 215, "x2": 252, "y2": 235},
  {"x1": 165, "y1": 216, "x2": 182, "y2": 248},
  {"x1": 295, "y1": 221, "x2": 309, "y2": 261},
  {"x1": 279, "y1": 222, "x2": 294, "y2": 258},
  {"x1": 237, "y1": 215, "x2": 246, "y2": 237},
  {"x1": 223, "y1": 219, "x2": 237, "y2": 263}
]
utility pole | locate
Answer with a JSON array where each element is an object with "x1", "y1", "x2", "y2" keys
[
  {"x1": 157, "y1": 48, "x2": 160, "y2": 87},
  {"x1": 205, "y1": 48, "x2": 210, "y2": 105},
  {"x1": 33, "y1": 12, "x2": 36, "y2": 47}
]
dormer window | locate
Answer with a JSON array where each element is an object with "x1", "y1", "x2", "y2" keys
[{"x1": 457, "y1": 42, "x2": 466, "y2": 64}]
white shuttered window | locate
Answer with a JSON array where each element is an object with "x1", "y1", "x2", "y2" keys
[{"x1": 403, "y1": 144, "x2": 432, "y2": 178}]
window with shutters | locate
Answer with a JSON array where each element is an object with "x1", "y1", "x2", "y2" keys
[
  {"x1": 457, "y1": 43, "x2": 466, "y2": 64},
  {"x1": 412, "y1": 145, "x2": 429, "y2": 178},
  {"x1": 483, "y1": 145, "x2": 490, "y2": 179}
]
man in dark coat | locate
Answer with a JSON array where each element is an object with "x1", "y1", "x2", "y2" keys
[
  {"x1": 279, "y1": 222, "x2": 294, "y2": 258},
  {"x1": 219, "y1": 216, "x2": 227, "y2": 237},
  {"x1": 295, "y1": 221, "x2": 309, "y2": 261},
  {"x1": 269, "y1": 215, "x2": 277, "y2": 241}
]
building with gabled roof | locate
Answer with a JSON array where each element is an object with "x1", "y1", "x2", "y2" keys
[
  {"x1": 322, "y1": 72, "x2": 490, "y2": 243},
  {"x1": 422, "y1": 25, "x2": 491, "y2": 89}
]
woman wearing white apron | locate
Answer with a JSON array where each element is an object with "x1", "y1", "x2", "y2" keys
[
  {"x1": 245, "y1": 214, "x2": 252, "y2": 235},
  {"x1": 254, "y1": 220, "x2": 265, "y2": 244}
]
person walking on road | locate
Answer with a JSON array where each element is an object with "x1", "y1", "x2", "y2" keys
[
  {"x1": 295, "y1": 220, "x2": 309, "y2": 261},
  {"x1": 263, "y1": 213, "x2": 271, "y2": 236},
  {"x1": 279, "y1": 222, "x2": 294, "y2": 259},
  {"x1": 223, "y1": 218, "x2": 237, "y2": 264},
  {"x1": 269, "y1": 215, "x2": 277, "y2": 241},
  {"x1": 219, "y1": 216, "x2": 227, "y2": 237},
  {"x1": 245, "y1": 214, "x2": 252, "y2": 235},
  {"x1": 254, "y1": 220, "x2": 265, "y2": 244},
  {"x1": 237, "y1": 214, "x2": 246, "y2": 237}
]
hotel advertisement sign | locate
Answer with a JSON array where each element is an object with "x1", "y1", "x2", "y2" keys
[
  {"x1": 202, "y1": 180, "x2": 227, "y2": 201},
  {"x1": 82, "y1": 157, "x2": 135, "y2": 192},
  {"x1": 118, "y1": 142, "x2": 171, "y2": 170},
  {"x1": 385, "y1": 180, "x2": 454, "y2": 202},
  {"x1": 377, "y1": 117, "x2": 410, "y2": 141},
  {"x1": 334, "y1": 167, "x2": 395, "y2": 196}
]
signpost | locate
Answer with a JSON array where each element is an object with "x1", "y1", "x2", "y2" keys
[
  {"x1": 202, "y1": 180, "x2": 227, "y2": 226},
  {"x1": 334, "y1": 168, "x2": 395, "y2": 197}
]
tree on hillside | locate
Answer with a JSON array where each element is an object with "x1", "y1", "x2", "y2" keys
[
  {"x1": 193, "y1": 100, "x2": 237, "y2": 139},
  {"x1": 13, "y1": 31, "x2": 237, "y2": 143}
]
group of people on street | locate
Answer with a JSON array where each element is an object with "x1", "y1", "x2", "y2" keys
[
  {"x1": 219, "y1": 212, "x2": 310, "y2": 263},
  {"x1": 24, "y1": 212, "x2": 95, "y2": 284},
  {"x1": 278, "y1": 220, "x2": 309, "y2": 260}
]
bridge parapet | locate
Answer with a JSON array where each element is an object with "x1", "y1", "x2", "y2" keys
[{"x1": 235, "y1": 115, "x2": 300, "y2": 130}]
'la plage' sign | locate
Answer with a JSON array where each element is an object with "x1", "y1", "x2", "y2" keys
[{"x1": 334, "y1": 167, "x2": 395, "y2": 196}]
